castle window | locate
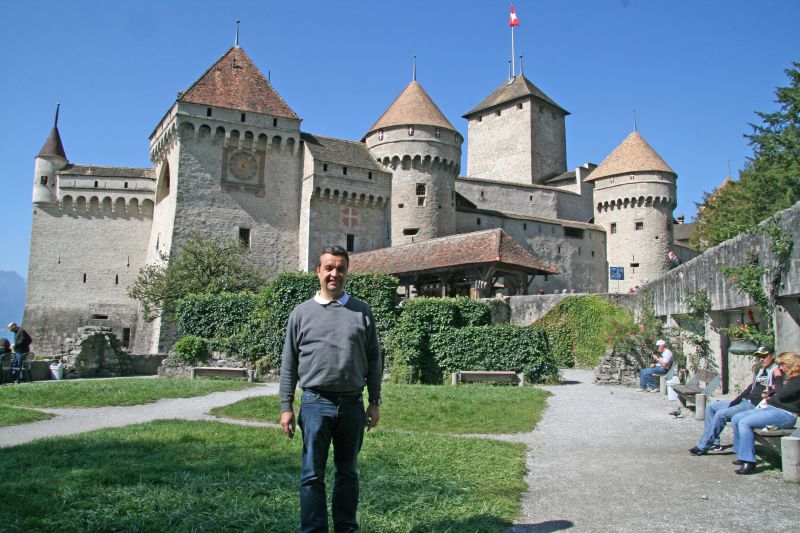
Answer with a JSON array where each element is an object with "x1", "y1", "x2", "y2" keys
[
  {"x1": 206, "y1": 107, "x2": 212, "y2": 117},
  {"x1": 435, "y1": 128, "x2": 441, "y2": 138},
  {"x1": 346, "y1": 234, "x2": 355, "y2": 252},
  {"x1": 398, "y1": 203, "x2": 404, "y2": 208},
  {"x1": 83, "y1": 273, "x2": 87, "y2": 283},
  {"x1": 403, "y1": 228, "x2": 419, "y2": 236},
  {"x1": 480, "y1": 190, "x2": 484, "y2": 198},
  {"x1": 417, "y1": 197, "x2": 425, "y2": 206},
  {"x1": 416, "y1": 183, "x2": 426, "y2": 196},
  {"x1": 273, "y1": 118, "x2": 278, "y2": 127},
  {"x1": 477, "y1": 116, "x2": 482, "y2": 122},
  {"x1": 557, "y1": 245, "x2": 561, "y2": 254},
  {"x1": 343, "y1": 167, "x2": 348, "y2": 175},
  {"x1": 124, "y1": 182, "x2": 128, "y2": 189},
  {"x1": 368, "y1": 172, "x2": 372, "y2": 180},
  {"x1": 94, "y1": 181, "x2": 99, "y2": 188},
  {"x1": 241, "y1": 113, "x2": 246, "y2": 122},
  {"x1": 40, "y1": 176, "x2": 48, "y2": 185},
  {"x1": 496, "y1": 110, "x2": 501, "y2": 116},
  {"x1": 530, "y1": 195, "x2": 533, "y2": 201},
  {"x1": 564, "y1": 227, "x2": 584, "y2": 239},
  {"x1": 517, "y1": 102, "x2": 523, "y2": 110},
  {"x1": 591, "y1": 251, "x2": 595, "y2": 257},
  {"x1": 544, "y1": 275, "x2": 549, "y2": 281},
  {"x1": 630, "y1": 262, "x2": 640, "y2": 268},
  {"x1": 122, "y1": 328, "x2": 131, "y2": 348},
  {"x1": 408, "y1": 126, "x2": 414, "y2": 136},
  {"x1": 523, "y1": 223, "x2": 527, "y2": 231},
  {"x1": 239, "y1": 227, "x2": 251, "y2": 249},
  {"x1": 477, "y1": 218, "x2": 481, "y2": 225},
  {"x1": 323, "y1": 164, "x2": 328, "y2": 172},
  {"x1": 578, "y1": 247, "x2": 581, "y2": 256},
  {"x1": 115, "y1": 274, "x2": 119, "y2": 285},
  {"x1": 610, "y1": 223, "x2": 617, "y2": 234},
  {"x1": 635, "y1": 221, "x2": 644, "y2": 231},
  {"x1": 378, "y1": 130, "x2": 384, "y2": 141}
]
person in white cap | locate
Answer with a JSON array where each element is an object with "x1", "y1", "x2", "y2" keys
[{"x1": 638, "y1": 339, "x2": 673, "y2": 391}]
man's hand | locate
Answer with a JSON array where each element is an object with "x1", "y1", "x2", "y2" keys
[
  {"x1": 366, "y1": 404, "x2": 380, "y2": 431},
  {"x1": 280, "y1": 411, "x2": 296, "y2": 439}
]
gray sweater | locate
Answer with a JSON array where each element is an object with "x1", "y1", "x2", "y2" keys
[{"x1": 279, "y1": 295, "x2": 382, "y2": 412}]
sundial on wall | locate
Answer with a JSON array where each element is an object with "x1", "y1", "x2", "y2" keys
[
  {"x1": 228, "y1": 151, "x2": 258, "y2": 181},
  {"x1": 221, "y1": 148, "x2": 266, "y2": 197}
]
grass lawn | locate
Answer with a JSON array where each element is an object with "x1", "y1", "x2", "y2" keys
[
  {"x1": 0, "y1": 420, "x2": 527, "y2": 532},
  {"x1": 0, "y1": 378, "x2": 254, "y2": 408},
  {"x1": 0, "y1": 405, "x2": 52, "y2": 427},
  {"x1": 211, "y1": 383, "x2": 550, "y2": 434}
]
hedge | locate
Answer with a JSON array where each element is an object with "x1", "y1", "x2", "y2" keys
[
  {"x1": 170, "y1": 335, "x2": 210, "y2": 366},
  {"x1": 532, "y1": 295, "x2": 634, "y2": 368},
  {"x1": 430, "y1": 325, "x2": 558, "y2": 383},
  {"x1": 387, "y1": 297, "x2": 491, "y2": 384},
  {"x1": 175, "y1": 292, "x2": 257, "y2": 338},
  {"x1": 194, "y1": 272, "x2": 399, "y2": 368}
]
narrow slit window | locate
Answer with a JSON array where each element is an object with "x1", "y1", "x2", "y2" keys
[
  {"x1": 240, "y1": 113, "x2": 246, "y2": 122},
  {"x1": 273, "y1": 118, "x2": 278, "y2": 127},
  {"x1": 239, "y1": 227, "x2": 251, "y2": 249},
  {"x1": 206, "y1": 107, "x2": 212, "y2": 117},
  {"x1": 346, "y1": 234, "x2": 355, "y2": 252}
]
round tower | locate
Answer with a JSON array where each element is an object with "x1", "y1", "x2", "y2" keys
[
  {"x1": 364, "y1": 80, "x2": 462, "y2": 246},
  {"x1": 587, "y1": 131, "x2": 677, "y2": 293},
  {"x1": 33, "y1": 105, "x2": 68, "y2": 206}
]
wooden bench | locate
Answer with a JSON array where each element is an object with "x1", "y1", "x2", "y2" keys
[
  {"x1": 190, "y1": 366, "x2": 253, "y2": 381},
  {"x1": 754, "y1": 419, "x2": 800, "y2": 483},
  {"x1": 671, "y1": 369, "x2": 721, "y2": 419},
  {"x1": 451, "y1": 371, "x2": 525, "y2": 386}
]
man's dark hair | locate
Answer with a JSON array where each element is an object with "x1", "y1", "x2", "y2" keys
[{"x1": 318, "y1": 245, "x2": 349, "y2": 267}]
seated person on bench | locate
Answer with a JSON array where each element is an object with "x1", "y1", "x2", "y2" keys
[
  {"x1": 689, "y1": 346, "x2": 776, "y2": 456},
  {"x1": 638, "y1": 340, "x2": 672, "y2": 392},
  {"x1": 731, "y1": 351, "x2": 800, "y2": 475}
]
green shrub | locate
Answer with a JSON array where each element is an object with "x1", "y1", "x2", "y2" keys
[
  {"x1": 175, "y1": 292, "x2": 257, "y2": 338},
  {"x1": 533, "y1": 295, "x2": 634, "y2": 368},
  {"x1": 225, "y1": 272, "x2": 399, "y2": 368},
  {"x1": 171, "y1": 336, "x2": 210, "y2": 366},
  {"x1": 430, "y1": 325, "x2": 558, "y2": 383},
  {"x1": 388, "y1": 297, "x2": 491, "y2": 383}
]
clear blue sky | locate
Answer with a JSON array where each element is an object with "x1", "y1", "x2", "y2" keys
[{"x1": 1, "y1": 0, "x2": 798, "y2": 279}]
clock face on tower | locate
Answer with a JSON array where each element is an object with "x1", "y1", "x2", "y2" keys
[{"x1": 228, "y1": 151, "x2": 258, "y2": 181}]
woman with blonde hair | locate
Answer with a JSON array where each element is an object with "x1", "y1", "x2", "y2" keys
[{"x1": 730, "y1": 351, "x2": 800, "y2": 474}]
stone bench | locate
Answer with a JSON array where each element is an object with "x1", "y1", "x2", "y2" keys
[
  {"x1": 190, "y1": 366, "x2": 253, "y2": 381},
  {"x1": 754, "y1": 421, "x2": 800, "y2": 483},
  {"x1": 671, "y1": 369, "x2": 720, "y2": 420},
  {"x1": 451, "y1": 371, "x2": 525, "y2": 386}
]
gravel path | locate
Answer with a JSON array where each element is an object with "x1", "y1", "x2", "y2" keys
[
  {"x1": 0, "y1": 383, "x2": 280, "y2": 448},
  {"x1": 506, "y1": 369, "x2": 800, "y2": 533}
]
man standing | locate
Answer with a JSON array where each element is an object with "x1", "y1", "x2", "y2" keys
[
  {"x1": 280, "y1": 245, "x2": 382, "y2": 533},
  {"x1": 8, "y1": 322, "x2": 32, "y2": 383},
  {"x1": 638, "y1": 340, "x2": 673, "y2": 391},
  {"x1": 667, "y1": 250, "x2": 682, "y2": 270},
  {"x1": 689, "y1": 346, "x2": 776, "y2": 455}
]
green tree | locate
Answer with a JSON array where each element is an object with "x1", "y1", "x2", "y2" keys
[
  {"x1": 128, "y1": 234, "x2": 264, "y2": 320},
  {"x1": 692, "y1": 62, "x2": 800, "y2": 250}
]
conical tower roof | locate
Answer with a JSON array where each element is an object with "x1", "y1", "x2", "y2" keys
[
  {"x1": 179, "y1": 47, "x2": 298, "y2": 119},
  {"x1": 585, "y1": 131, "x2": 675, "y2": 182},
  {"x1": 365, "y1": 81, "x2": 456, "y2": 136},
  {"x1": 37, "y1": 126, "x2": 67, "y2": 159},
  {"x1": 463, "y1": 75, "x2": 568, "y2": 118}
]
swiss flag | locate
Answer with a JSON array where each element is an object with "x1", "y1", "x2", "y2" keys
[{"x1": 509, "y1": 5, "x2": 520, "y2": 27}]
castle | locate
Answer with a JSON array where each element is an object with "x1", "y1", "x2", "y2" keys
[{"x1": 24, "y1": 44, "x2": 695, "y2": 355}]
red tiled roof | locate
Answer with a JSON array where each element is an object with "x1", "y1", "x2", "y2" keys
[
  {"x1": 349, "y1": 229, "x2": 557, "y2": 276},
  {"x1": 179, "y1": 47, "x2": 298, "y2": 119},
  {"x1": 365, "y1": 81, "x2": 456, "y2": 136}
]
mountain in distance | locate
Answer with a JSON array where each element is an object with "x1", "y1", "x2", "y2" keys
[{"x1": 0, "y1": 270, "x2": 26, "y2": 342}]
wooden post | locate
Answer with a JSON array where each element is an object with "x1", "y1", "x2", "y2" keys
[
  {"x1": 695, "y1": 394, "x2": 706, "y2": 420},
  {"x1": 781, "y1": 436, "x2": 800, "y2": 483}
]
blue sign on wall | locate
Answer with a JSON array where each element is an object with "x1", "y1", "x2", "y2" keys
[{"x1": 610, "y1": 267, "x2": 624, "y2": 280}]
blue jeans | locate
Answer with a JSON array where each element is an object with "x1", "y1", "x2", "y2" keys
[
  {"x1": 10, "y1": 352, "x2": 25, "y2": 382},
  {"x1": 640, "y1": 366, "x2": 666, "y2": 389},
  {"x1": 696, "y1": 399, "x2": 754, "y2": 449},
  {"x1": 732, "y1": 406, "x2": 797, "y2": 463},
  {"x1": 298, "y1": 390, "x2": 366, "y2": 533}
]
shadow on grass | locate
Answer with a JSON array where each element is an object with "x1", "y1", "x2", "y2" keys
[{"x1": 511, "y1": 519, "x2": 575, "y2": 532}]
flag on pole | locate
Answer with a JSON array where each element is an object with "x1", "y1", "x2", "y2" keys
[{"x1": 509, "y1": 5, "x2": 520, "y2": 27}]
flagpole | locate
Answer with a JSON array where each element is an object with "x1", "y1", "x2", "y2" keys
[{"x1": 511, "y1": 25, "x2": 516, "y2": 77}]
